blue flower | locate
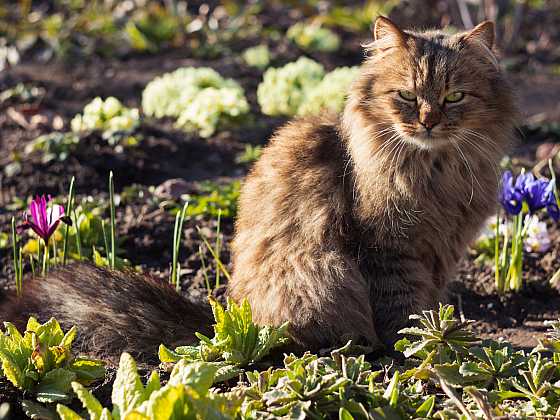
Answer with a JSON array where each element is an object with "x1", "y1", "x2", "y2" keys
[
  {"x1": 499, "y1": 171, "x2": 523, "y2": 215},
  {"x1": 524, "y1": 176, "x2": 550, "y2": 213},
  {"x1": 499, "y1": 170, "x2": 560, "y2": 221},
  {"x1": 545, "y1": 180, "x2": 559, "y2": 221}
]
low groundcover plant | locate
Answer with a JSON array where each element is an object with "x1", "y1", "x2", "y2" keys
[
  {"x1": 0, "y1": 317, "x2": 105, "y2": 404},
  {"x1": 142, "y1": 67, "x2": 249, "y2": 138},
  {"x1": 257, "y1": 57, "x2": 358, "y2": 117}
]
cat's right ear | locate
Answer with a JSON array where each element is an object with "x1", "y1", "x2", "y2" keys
[{"x1": 373, "y1": 16, "x2": 408, "y2": 49}]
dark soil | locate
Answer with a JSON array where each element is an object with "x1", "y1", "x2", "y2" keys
[{"x1": 1, "y1": 1, "x2": 560, "y2": 414}]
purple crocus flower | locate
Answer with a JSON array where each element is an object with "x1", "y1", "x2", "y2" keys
[
  {"x1": 545, "y1": 180, "x2": 560, "y2": 221},
  {"x1": 524, "y1": 176, "x2": 551, "y2": 213},
  {"x1": 17, "y1": 195, "x2": 70, "y2": 243},
  {"x1": 499, "y1": 171, "x2": 523, "y2": 215}
]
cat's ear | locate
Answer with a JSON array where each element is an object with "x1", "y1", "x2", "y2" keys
[
  {"x1": 463, "y1": 21, "x2": 494, "y2": 49},
  {"x1": 373, "y1": 16, "x2": 408, "y2": 49}
]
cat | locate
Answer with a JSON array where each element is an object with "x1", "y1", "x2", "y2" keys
[{"x1": 0, "y1": 17, "x2": 517, "y2": 361}]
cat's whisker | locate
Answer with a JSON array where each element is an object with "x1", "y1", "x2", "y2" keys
[
  {"x1": 455, "y1": 132, "x2": 501, "y2": 185},
  {"x1": 451, "y1": 138, "x2": 475, "y2": 205}
]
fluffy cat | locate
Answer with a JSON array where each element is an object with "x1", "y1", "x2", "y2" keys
[{"x1": 229, "y1": 17, "x2": 517, "y2": 350}]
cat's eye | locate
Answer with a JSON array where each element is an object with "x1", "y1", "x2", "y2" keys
[
  {"x1": 398, "y1": 90, "x2": 417, "y2": 101},
  {"x1": 444, "y1": 92, "x2": 464, "y2": 103}
]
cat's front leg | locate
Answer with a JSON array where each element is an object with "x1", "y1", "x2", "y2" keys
[{"x1": 369, "y1": 261, "x2": 444, "y2": 347}]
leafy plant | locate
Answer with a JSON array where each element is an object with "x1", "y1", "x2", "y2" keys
[
  {"x1": 235, "y1": 144, "x2": 263, "y2": 165},
  {"x1": 397, "y1": 304, "x2": 480, "y2": 361},
  {"x1": 142, "y1": 67, "x2": 249, "y2": 137},
  {"x1": 159, "y1": 298, "x2": 289, "y2": 382},
  {"x1": 296, "y1": 66, "x2": 359, "y2": 117},
  {"x1": 287, "y1": 22, "x2": 340, "y2": 53},
  {"x1": 24, "y1": 132, "x2": 80, "y2": 163},
  {"x1": 258, "y1": 58, "x2": 358, "y2": 117},
  {"x1": 257, "y1": 57, "x2": 325, "y2": 116},
  {"x1": 242, "y1": 45, "x2": 270, "y2": 70},
  {"x1": 0, "y1": 318, "x2": 105, "y2": 403},
  {"x1": 57, "y1": 353, "x2": 241, "y2": 420},
  {"x1": 181, "y1": 180, "x2": 240, "y2": 218}
]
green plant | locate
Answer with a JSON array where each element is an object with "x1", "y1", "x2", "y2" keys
[
  {"x1": 235, "y1": 144, "x2": 263, "y2": 165},
  {"x1": 0, "y1": 318, "x2": 105, "y2": 404},
  {"x1": 57, "y1": 353, "x2": 241, "y2": 420},
  {"x1": 257, "y1": 57, "x2": 325, "y2": 116},
  {"x1": 159, "y1": 298, "x2": 289, "y2": 382},
  {"x1": 181, "y1": 180, "x2": 240, "y2": 218},
  {"x1": 258, "y1": 59, "x2": 358, "y2": 117},
  {"x1": 71, "y1": 97, "x2": 140, "y2": 145},
  {"x1": 297, "y1": 66, "x2": 359, "y2": 117},
  {"x1": 142, "y1": 67, "x2": 249, "y2": 137},
  {"x1": 242, "y1": 45, "x2": 270, "y2": 69},
  {"x1": 287, "y1": 22, "x2": 340, "y2": 53},
  {"x1": 171, "y1": 202, "x2": 189, "y2": 291},
  {"x1": 24, "y1": 133, "x2": 80, "y2": 163}
]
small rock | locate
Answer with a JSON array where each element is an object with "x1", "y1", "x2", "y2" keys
[
  {"x1": 154, "y1": 178, "x2": 191, "y2": 199},
  {"x1": 536, "y1": 142, "x2": 559, "y2": 161}
]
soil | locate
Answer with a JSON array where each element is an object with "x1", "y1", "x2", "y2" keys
[{"x1": 1, "y1": 1, "x2": 560, "y2": 414}]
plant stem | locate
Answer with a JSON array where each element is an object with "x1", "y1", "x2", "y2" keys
[
  {"x1": 101, "y1": 219, "x2": 110, "y2": 264},
  {"x1": 199, "y1": 245, "x2": 211, "y2": 294},
  {"x1": 73, "y1": 208, "x2": 82, "y2": 261},
  {"x1": 11, "y1": 217, "x2": 22, "y2": 296},
  {"x1": 42, "y1": 240, "x2": 49, "y2": 275},
  {"x1": 197, "y1": 226, "x2": 232, "y2": 283},
  {"x1": 171, "y1": 202, "x2": 189, "y2": 291},
  {"x1": 62, "y1": 176, "x2": 75, "y2": 265},
  {"x1": 109, "y1": 171, "x2": 116, "y2": 269},
  {"x1": 215, "y1": 210, "x2": 222, "y2": 289}
]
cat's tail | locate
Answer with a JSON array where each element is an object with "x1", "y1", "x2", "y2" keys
[{"x1": 0, "y1": 262, "x2": 214, "y2": 363}]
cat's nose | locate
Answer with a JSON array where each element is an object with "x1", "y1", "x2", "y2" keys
[{"x1": 419, "y1": 105, "x2": 441, "y2": 130}]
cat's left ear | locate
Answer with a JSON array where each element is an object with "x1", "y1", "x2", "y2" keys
[
  {"x1": 463, "y1": 21, "x2": 494, "y2": 49},
  {"x1": 373, "y1": 16, "x2": 408, "y2": 49}
]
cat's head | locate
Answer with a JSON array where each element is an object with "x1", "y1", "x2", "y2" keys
[{"x1": 346, "y1": 17, "x2": 517, "y2": 153}]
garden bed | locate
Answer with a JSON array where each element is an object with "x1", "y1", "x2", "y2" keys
[{"x1": 1, "y1": 1, "x2": 560, "y2": 417}]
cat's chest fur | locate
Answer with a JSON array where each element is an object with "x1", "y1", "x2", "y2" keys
[{"x1": 353, "y1": 147, "x2": 498, "y2": 283}]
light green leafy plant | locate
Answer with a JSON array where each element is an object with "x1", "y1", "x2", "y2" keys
[
  {"x1": 297, "y1": 66, "x2": 359, "y2": 116},
  {"x1": 180, "y1": 180, "x2": 240, "y2": 218},
  {"x1": 159, "y1": 298, "x2": 289, "y2": 382},
  {"x1": 0, "y1": 318, "x2": 105, "y2": 403},
  {"x1": 235, "y1": 144, "x2": 263, "y2": 165},
  {"x1": 142, "y1": 67, "x2": 249, "y2": 137},
  {"x1": 71, "y1": 97, "x2": 140, "y2": 137},
  {"x1": 287, "y1": 22, "x2": 340, "y2": 53},
  {"x1": 24, "y1": 132, "x2": 80, "y2": 163},
  {"x1": 258, "y1": 58, "x2": 358, "y2": 117},
  {"x1": 242, "y1": 45, "x2": 270, "y2": 70},
  {"x1": 57, "y1": 353, "x2": 241, "y2": 420},
  {"x1": 257, "y1": 57, "x2": 325, "y2": 116}
]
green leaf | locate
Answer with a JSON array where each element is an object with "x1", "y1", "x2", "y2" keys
[
  {"x1": 56, "y1": 404, "x2": 84, "y2": 420},
  {"x1": 111, "y1": 353, "x2": 145, "y2": 419},
  {"x1": 339, "y1": 407, "x2": 355, "y2": 420},
  {"x1": 158, "y1": 344, "x2": 183, "y2": 363},
  {"x1": 69, "y1": 358, "x2": 106, "y2": 384},
  {"x1": 143, "y1": 384, "x2": 187, "y2": 420},
  {"x1": 71, "y1": 382, "x2": 104, "y2": 420},
  {"x1": 143, "y1": 371, "x2": 161, "y2": 400},
  {"x1": 21, "y1": 400, "x2": 58, "y2": 420},
  {"x1": 35, "y1": 368, "x2": 76, "y2": 403},
  {"x1": 434, "y1": 364, "x2": 465, "y2": 388},
  {"x1": 168, "y1": 360, "x2": 218, "y2": 395},
  {"x1": 60, "y1": 327, "x2": 77, "y2": 350},
  {"x1": 415, "y1": 395, "x2": 435, "y2": 417}
]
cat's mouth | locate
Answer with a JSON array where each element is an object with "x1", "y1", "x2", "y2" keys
[{"x1": 400, "y1": 131, "x2": 449, "y2": 150}]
